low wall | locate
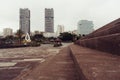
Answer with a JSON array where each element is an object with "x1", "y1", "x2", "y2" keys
[{"x1": 77, "y1": 33, "x2": 120, "y2": 55}]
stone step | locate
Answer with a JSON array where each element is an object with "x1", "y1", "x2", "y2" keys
[
  {"x1": 69, "y1": 44, "x2": 120, "y2": 80},
  {"x1": 77, "y1": 33, "x2": 120, "y2": 55}
]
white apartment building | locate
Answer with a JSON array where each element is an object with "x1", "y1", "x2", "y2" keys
[
  {"x1": 3, "y1": 28, "x2": 13, "y2": 36},
  {"x1": 56, "y1": 25, "x2": 64, "y2": 36},
  {"x1": 43, "y1": 32, "x2": 56, "y2": 38}
]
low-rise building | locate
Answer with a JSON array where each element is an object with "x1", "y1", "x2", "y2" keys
[
  {"x1": 43, "y1": 32, "x2": 56, "y2": 38},
  {"x1": 3, "y1": 28, "x2": 13, "y2": 37},
  {"x1": 56, "y1": 25, "x2": 64, "y2": 36}
]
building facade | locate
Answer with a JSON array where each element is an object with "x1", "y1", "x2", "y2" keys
[
  {"x1": 77, "y1": 20, "x2": 94, "y2": 35},
  {"x1": 45, "y1": 8, "x2": 54, "y2": 33},
  {"x1": 20, "y1": 8, "x2": 30, "y2": 34},
  {"x1": 3, "y1": 28, "x2": 13, "y2": 36},
  {"x1": 43, "y1": 32, "x2": 56, "y2": 38},
  {"x1": 56, "y1": 25, "x2": 64, "y2": 36}
]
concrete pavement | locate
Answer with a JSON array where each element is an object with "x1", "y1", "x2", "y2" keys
[
  {"x1": 70, "y1": 44, "x2": 120, "y2": 80},
  {"x1": 14, "y1": 47, "x2": 79, "y2": 80}
]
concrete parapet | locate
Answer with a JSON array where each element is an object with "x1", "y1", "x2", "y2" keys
[
  {"x1": 78, "y1": 33, "x2": 120, "y2": 55},
  {"x1": 69, "y1": 46, "x2": 87, "y2": 80}
]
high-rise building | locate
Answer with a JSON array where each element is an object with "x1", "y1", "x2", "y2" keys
[
  {"x1": 77, "y1": 20, "x2": 94, "y2": 35},
  {"x1": 20, "y1": 8, "x2": 30, "y2": 34},
  {"x1": 3, "y1": 28, "x2": 13, "y2": 36},
  {"x1": 45, "y1": 8, "x2": 54, "y2": 33},
  {"x1": 56, "y1": 25, "x2": 64, "y2": 36}
]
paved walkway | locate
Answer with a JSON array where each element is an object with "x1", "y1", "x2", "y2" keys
[
  {"x1": 14, "y1": 47, "x2": 79, "y2": 80},
  {"x1": 13, "y1": 44, "x2": 120, "y2": 80}
]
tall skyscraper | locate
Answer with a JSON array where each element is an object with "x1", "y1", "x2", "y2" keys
[
  {"x1": 45, "y1": 8, "x2": 54, "y2": 33},
  {"x1": 20, "y1": 8, "x2": 30, "y2": 34},
  {"x1": 77, "y1": 20, "x2": 94, "y2": 35}
]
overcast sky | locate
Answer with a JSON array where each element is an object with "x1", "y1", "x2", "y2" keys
[{"x1": 0, "y1": 0, "x2": 120, "y2": 32}]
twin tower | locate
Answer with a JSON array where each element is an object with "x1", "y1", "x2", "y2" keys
[{"x1": 20, "y1": 8, "x2": 54, "y2": 34}]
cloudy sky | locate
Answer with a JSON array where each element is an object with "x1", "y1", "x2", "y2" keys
[{"x1": 0, "y1": 0, "x2": 120, "y2": 32}]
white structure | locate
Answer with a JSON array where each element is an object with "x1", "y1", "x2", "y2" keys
[
  {"x1": 20, "y1": 8, "x2": 30, "y2": 34},
  {"x1": 56, "y1": 25, "x2": 64, "y2": 36},
  {"x1": 45, "y1": 8, "x2": 54, "y2": 33},
  {"x1": 3, "y1": 28, "x2": 13, "y2": 36},
  {"x1": 43, "y1": 32, "x2": 56, "y2": 38},
  {"x1": 25, "y1": 33, "x2": 31, "y2": 42},
  {"x1": 77, "y1": 20, "x2": 94, "y2": 35}
]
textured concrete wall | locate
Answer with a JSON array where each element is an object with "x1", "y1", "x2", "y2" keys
[{"x1": 79, "y1": 33, "x2": 120, "y2": 55}]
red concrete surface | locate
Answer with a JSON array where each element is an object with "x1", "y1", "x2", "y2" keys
[
  {"x1": 70, "y1": 44, "x2": 120, "y2": 80},
  {"x1": 77, "y1": 33, "x2": 120, "y2": 55},
  {"x1": 14, "y1": 47, "x2": 79, "y2": 80}
]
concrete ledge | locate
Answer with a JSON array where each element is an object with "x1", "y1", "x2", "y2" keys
[
  {"x1": 69, "y1": 46, "x2": 87, "y2": 80},
  {"x1": 69, "y1": 44, "x2": 120, "y2": 80}
]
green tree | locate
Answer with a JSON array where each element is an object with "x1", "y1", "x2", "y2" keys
[
  {"x1": 5, "y1": 35, "x2": 14, "y2": 40},
  {"x1": 32, "y1": 34, "x2": 44, "y2": 42},
  {"x1": 4, "y1": 35, "x2": 15, "y2": 44},
  {"x1": 59, "y1": 32, "x2": 75, "y2": 42},
  {"x1": 15, "y1": 29, "x2": 24, "y2": 44}
]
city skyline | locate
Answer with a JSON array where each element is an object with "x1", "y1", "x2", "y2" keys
[{"x1": 0, "y1": 0, "x2": 120, "y2": 33}]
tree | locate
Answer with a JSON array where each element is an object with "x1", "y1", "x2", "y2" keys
[
  {"x1": 15, "y1": 29, "x2": 24, "y2": 44},
  {"x1": 59, "y1": 32, "x2": 75, "y2": 42},
  {"x1": 4, "y1": 35, "x2": 15, "y2": 44},
  {"x1": 5, "y1": 35, "x2": 14, "y2": 40},
  {"x1": 32, "y1": 34, "x2": 44, "y2": 42}
]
